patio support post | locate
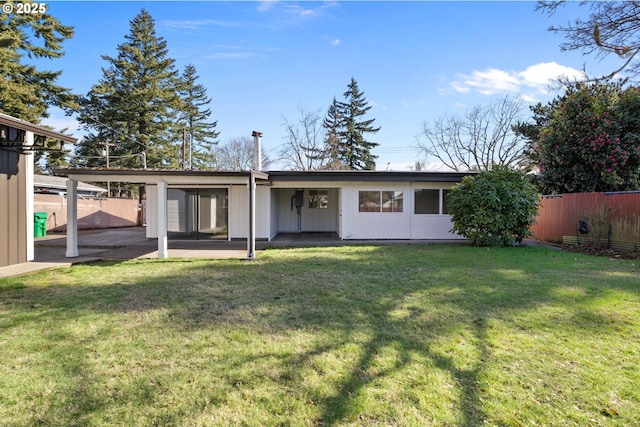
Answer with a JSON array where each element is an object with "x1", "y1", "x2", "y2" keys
[
  {"x1": 157, "y1": 180, "x2": 168, "y2": 259},
  {"x1": 247, "y1": 172, "x2": 256, "y2": 260},
  {"x1": 25, "y1": 131, "x2": 35, "y2": 261},
  {"x1": 66, "y1": 179, "x2": 79, "y2": 257}
]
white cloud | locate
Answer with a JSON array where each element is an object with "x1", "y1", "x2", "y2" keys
[
  {"x1": 162, "y1": 19, "x2": 239, "y2": 30},
  {"x1": 370, "y1": 100, "x2": 388, "y2": 111},
  {"x1": 329, "y1": 38, "x2": 340, "y2": 46},
  {"x1": 258, "y1": 1, "x2": 338, "y2": 21},
  {"x1": 284, "y1": 2, "x2": 338, "y2": 19},
  {"x1": 206, "y1": 52, "x2": 253, "y2": 60},
  {"x1": 204, "y1": 44, "x2": 279, "y2": 61},
  {"x1": 452, "y1": 68, "x2": 521, "y2": 95},
  {"x1": 451, "y1": 62, "x2": 585, "y2": 96},
  {"x1": 517, "y1": 62, "x2": 584, "y2": 93},
  {"x1": 257, "y1": 0, "x2": 278, "y2": 13}
]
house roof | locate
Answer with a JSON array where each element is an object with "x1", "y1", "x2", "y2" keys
[
  {"x1": 267, "y1": 170, "x2": 474, "y2": 182},
  {"x1": 60, "y1": 167, "x2": 261, "y2": 177},
  {"x1": 0, "y1": 112, "x2": 78, "y2": 144},
  {"x1": 34, "y1": 174, "x2": 106, "y2": 193},
  {"x1": 58, "y1": 168, "x2": 473, "y2": 184},
  {"x1": 58, "y1": 168, "x2": 269, "y2": 186}
]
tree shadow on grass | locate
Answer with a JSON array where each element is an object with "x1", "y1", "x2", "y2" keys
[{"x1": 1, "y1": 245, "x2": 638, "y2": 425}]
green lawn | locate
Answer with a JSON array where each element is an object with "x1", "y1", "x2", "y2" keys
[{"x1": 0, "y1": 244, "x2": 638, "y2": 426}]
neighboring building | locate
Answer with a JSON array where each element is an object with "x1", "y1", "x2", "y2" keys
[
  {"x1": 61, "y1": 168, "x2": 472, "y2": 260},
  {"x1": 34, "y1": 174, "x2": 106, "y2": 197},
  {"x1": 0, "y1": 112, "x2": 77, "y2": 267}
]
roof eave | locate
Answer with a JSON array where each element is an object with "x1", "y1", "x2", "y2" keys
[{"x1": 0, "y1": 112, "x2": 78, "y2": 144}]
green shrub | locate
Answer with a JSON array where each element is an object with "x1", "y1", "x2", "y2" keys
[{"x1": 448, "y1": 166, "x2": 539, "y2": 246}]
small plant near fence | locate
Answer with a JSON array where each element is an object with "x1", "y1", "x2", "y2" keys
[
  {"x1": 562, "y1": 202, "x2": 639, "y2": 253},
  {"x1": 580, "y1": 204, "x2": 613, "y2": 249}
]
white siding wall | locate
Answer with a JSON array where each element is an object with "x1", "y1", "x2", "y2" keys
[
  {"x1": 256, "y1": 186, "x2": 270, "y2": 239},
  {"x1": 146, "y1": 184, "x2": 157, "y2": 238},
  {"x1": 339, "y1": 181, "x2": 463, "y2": 240},
  {"x1": 410, "y1": 183, "x2": 464, "y2": 240},
  {"x1": 340, "y1": 184, "x2": 411, "y2": 239},
  {"x1": 229, "y1": 185, "x2": 245, "y2": 239},
  {"x1": 270, "y1": 190, "x2": 278, "y2": 240},
  {"x1": 229, "y1": 185, "x2": 270, "y2": 239},
  {"x1": 274, "y1": 188, "x2": 338, "y2": 233},
  {"x1": 143, "y1": 178, "x2": 464, "y2": 242}
]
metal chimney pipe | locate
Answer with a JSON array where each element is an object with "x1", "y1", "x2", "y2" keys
[{"x1": 252, "y1": 131, "x2": 262, "y2": 171}]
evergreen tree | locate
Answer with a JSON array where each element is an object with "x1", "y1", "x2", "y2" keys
[
  {"x1": 321, "y1": 97, "x2": 344, "y2": 169},
  {"x1": 76, "y1": 9, "x2": 181, "y2": 169},
  {"x1": 33, "y1": 126, "x2": 73, "y2": 175},
  {"x1": 515, "y1": 81, "x2": 640, "y2": 193},
  {"x1": 178, "y1": 64, "x2": 219, "y2": 170},
  {"x1": 0, "y1": 3, "x2": 75, "y2": 122},
  {"x1": 337, "y1": 78, "x2": 380, "y2": 170},
  {"x1": 40, "y1": 143, "x2": 70, "y2": 175}
]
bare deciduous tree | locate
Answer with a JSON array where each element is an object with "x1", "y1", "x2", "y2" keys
[
  {"x1": 415, "y1": 95, "x2": 528, "y2": 172},
  {"x1": 538, "y1": 1, "x2": 640, "y2": 82},
  {"x1": 279, "y1": 106, "x2": 327, "y2": 170},
  {"x1": 213, "y1": 136, "x2": 270, "y2": 171}
]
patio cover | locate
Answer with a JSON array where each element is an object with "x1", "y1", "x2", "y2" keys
[{"x1": 59, "y1": 168, "x2": 269, "y2": 260}]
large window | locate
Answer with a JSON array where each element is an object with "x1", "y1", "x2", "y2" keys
[
  {"x1": 414, "y1": 189, "x2": 450, "y2": 215},
  {"x1": 359, "y1": 191, "x2": 403, "y2": 213}
]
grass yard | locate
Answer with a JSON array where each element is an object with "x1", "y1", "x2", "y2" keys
[{"x1": 0, "y1": 244, "x2": 639, "y2": 426}]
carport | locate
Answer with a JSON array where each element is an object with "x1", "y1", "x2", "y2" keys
[{"x1": 61, "y1": 168, "x2": 269, "y2": 260}]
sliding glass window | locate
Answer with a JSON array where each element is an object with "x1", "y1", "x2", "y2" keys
[{"x1": 359, "y1": 191, "x2": 403, "y2": 213}]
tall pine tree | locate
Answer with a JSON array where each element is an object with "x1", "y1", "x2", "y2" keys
[
  {"x1": 76, "y1": 9, "x2": 181, "y2": 169},
  {"x1": 177, "y1": 64, "x2": 219, "y2": 170},
  {"x1": 0, "y1": 3, "x2": 75, "y2": 123},
  {"x1": 323, "y1": 78, "x2": 380, "y2": 170},
  {"x1": 338, "y1": 78, "x2": 380, "y2": 170},
  {"x1": 321, "y1": 97, "x2": 347, "y2": 170}
]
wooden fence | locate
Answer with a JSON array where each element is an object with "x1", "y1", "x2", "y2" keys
[
  {"x1": 34, "y1": 193, "x2": 139, "y2": 232},
  {"x1": 530, "y1": 191, "x2": 640, "y2": 249}
]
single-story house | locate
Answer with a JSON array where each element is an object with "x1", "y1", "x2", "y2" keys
[
  {"x1": 0, "y1": 112, "x2": 77, "y2": 267},
  {"x1": 61, "y1": 167, "x2": 473, "y2": 260}
]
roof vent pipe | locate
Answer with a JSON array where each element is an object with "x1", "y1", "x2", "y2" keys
[{"x1": 252, "y1": 131, "x2": 262, "y2": 171}]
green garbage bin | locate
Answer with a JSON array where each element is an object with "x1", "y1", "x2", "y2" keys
[{"x1": 34, "y1": 212, "x2": 48, "y2": 237}]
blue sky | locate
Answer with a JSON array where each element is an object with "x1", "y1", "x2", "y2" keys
[{"x1": 34, "y1": 1, "x2": 622, "y2": 170}]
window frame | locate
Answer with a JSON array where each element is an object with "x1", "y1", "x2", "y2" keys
[
  {"x1": 413, "y1": 188, "x2": 451, "y2": 216},
  {"x1": 308, "y1": 189, "x2": 329, "y2": 209}
]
